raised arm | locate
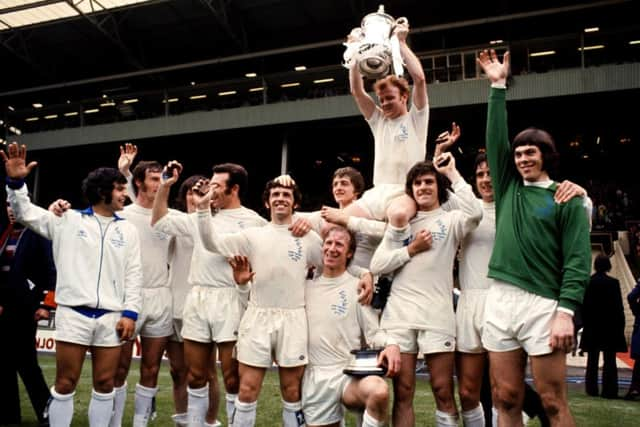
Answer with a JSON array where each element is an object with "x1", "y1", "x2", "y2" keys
[
  {"x1": 118, "y1": 143, "x2": 138, "y2": 199},
  {"x1": 349, "y1": 61, "x2": 378, "y2": 120},
  {"x1": 151, "y1": 160, "x2": 182, "y2": 227},
  {"x1": 395, "y1": 21, "x2": 427, "y2": 111}
]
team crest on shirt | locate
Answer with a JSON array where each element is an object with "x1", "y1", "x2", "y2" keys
[
  {"x1": 396, "y1": 124, "x2": 409, "y2": 143},
  {"x1": 287, "y1": 238, "x2": 303, "y2": 261},
  {"x1": 330, "y1": 289, "x2": 349, "y2": 316},
  {"x1": 110, "y1": 226, "x2": 125, "y2": 248},
  {"x1": 431, "y1": 219, "x2": 447, "y2": 242},
  {"x1": 76, "y1": 229, "x2": 88, "y2": 239}
]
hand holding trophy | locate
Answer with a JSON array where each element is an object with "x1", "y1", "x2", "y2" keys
[{"x1": 342, "y1": 5, "x2": 408, "y2": 79}]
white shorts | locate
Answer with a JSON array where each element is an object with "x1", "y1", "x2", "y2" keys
[
  {"x1": 456, "y1": 289, "x2": 489, "y2": 354},
  {"x1": 136, "y1": 287, "x2": 173, "y2": 338},
  {"x1": 55, "y1": 305, "x2": 122, "y2": 347},
  {"x1": 388, "y1": 328, "x2": 456, "y2": 355},
  {"x1": 302, "y1": 365, "x2": 352, "y2": 425},
  {"x1": 169, "y1": 319, "x2": 183, "y2": 343},
  {"x1": 236, "y1": 304, "x2": 308, "y2": 368},
  {"x1": 181, "y1": 286, "x2": 243, "y2": 344},
  {"x1": 482, "y1": 281, "x2": 558, "y2": 356},
  {"x1": 354, "y1": 184, "x2": 405, "y2": 221}
]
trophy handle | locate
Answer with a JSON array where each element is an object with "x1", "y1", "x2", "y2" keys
[{"x1": 390, "y1": 17, "x2": 409, "y2": 38}]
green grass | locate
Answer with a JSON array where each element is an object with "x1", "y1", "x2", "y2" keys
[{"x1": 14, "y1": 354, "x2": 640, "y2": 426}]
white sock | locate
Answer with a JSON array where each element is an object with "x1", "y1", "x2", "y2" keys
[
  {"x1": 89, "y1": 389, "x2": 115, "y2": 427},
  {"x1": 385, "y1": 224, "x2": 411, "y2": 249},
  {"x1": 48, "y1": 387, "x2": 75, "y2": 427},
  {"x1": 187, "y1": 385, "x2": 209, "y2": 427},
  {"x1": 435, "y1": 409, "x2": 459, "y2": 427},
  {"x1": 172, "y1": 413, "x2": 188, "y2": 427},
  {"x1": 204, "y1": 421, "x2": 222, "y2": 427},
  {"x1": 282, "y1": 400, "x2": 305, "y2": 427},
  {"x1": 491, "y1": 407, "x2": 498, "y2": 427},
  {"x1": 232, "y1": 399, "x2": 257, "y2": 427},
  {"x1": 109, "y1": 383, "x2": 127, "y2": 427},
  {"x1": 462, "y1": 405, "x2": 485, "y2": 427},
  {"x1": 226, "y1": 393, "x2": 238, "y2": 425},
  {"x1": 522, "y1": 411, "x2": 530, "y2": 425},
  {"x1": 133, "y1": 383, "x2": 158, "y2": 427},
  {"x1": 361, "y1": 410, "x2": 384, "y2": 427}
]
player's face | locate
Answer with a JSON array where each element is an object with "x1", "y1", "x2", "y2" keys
[
  {"x1": 412, "y1": 173, "x2": 439, "y2": 211},
  {"x1": 6, "y1": 203, "x2": 16, "y2": 224},
  {"x1": 138, "y1": 170, "x2": 162, "y2": 200},
  {"x1": 209, "y1": 172, "x2": 232, "y2": 209},
  {"x1": 322, "y1": 229, "x2": 352, "y2": 271},
  {"x1": 332, "y1": 175, "x2": 357, "y2": 207},
  {"x1": 514, "y1": 145, "x2": 546, "y2": 182},
  {"x1": 376, "y1": 85, "x2": 408, "y2": 119},
  {"x1": 475, "y1": 161, "x2": 493, "y2": 202},
  {"x1": 268, "y1": 186, "x2": 295, "y2": 220},
  {"x1": 110, "y1": 183, "x2": 128, "y2": 212}
]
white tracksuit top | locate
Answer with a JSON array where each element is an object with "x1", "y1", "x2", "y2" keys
[{"x1": 7, "y1": 184, "x2": 143, "y2": 314}]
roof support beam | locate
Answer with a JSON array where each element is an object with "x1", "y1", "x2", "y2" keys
[
  {"x1": 198, "y1": 0, "x2": 247, "y2": 51},
  {"x1": 64, "y1": 0, "x2": 145, "y2": 70}
]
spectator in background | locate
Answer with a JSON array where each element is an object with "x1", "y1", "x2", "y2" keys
[
  {"x1": 625, "y1": 280, "x2": 640, "y2": 400},
  {"x1": 580, "y1": 254, "x2": 627, "y2": 399},
  {"x1": 0, "y1": 200, "x2": 56, "y2": 426}
]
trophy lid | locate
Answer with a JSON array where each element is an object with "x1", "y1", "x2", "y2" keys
[{"x1": 361, "y1": 5, "x2": 395, "y2": 26}]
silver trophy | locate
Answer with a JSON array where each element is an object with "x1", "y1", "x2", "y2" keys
[
  {"x1": 343, "y1": 349, "x2": 387, "y2": 377},
  {"x1": 343, "y1": 5, "x2": 406, "y2": 79}
]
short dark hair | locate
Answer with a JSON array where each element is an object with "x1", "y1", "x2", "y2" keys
[
  {"x1": 324, "y1": 225, "x2": 357, "y2": 266},
  {"x1": 212, "y1": 163, "x2": 249, "y2": 199},
  {"x1": 405, "y1": 161, "x2": 451, "y2": 205},
  {"x1": 262, "y1": 179, "x2": 302, "y2": 210},
  {"x1": 594, "y1": 253, "x2": 611, "y2": 273},
  {"x1": 131, "y1": 160, "x2": 163, "y2": 197},
  {"x1": 373, "y1": 75, "x2": 410, "y2": 98},
  {"x1": 512, "y1": 127, "x2": 559, "y2": 177},
  {"x1": 82, "y1": 167, "x2": 127, "y2": 205},
  {"x1": 333, "y1": 167, "x2": 365, "y2": 198},
  {"x1": 174, "y1": 174, "x2": 207, "y2": 212}
]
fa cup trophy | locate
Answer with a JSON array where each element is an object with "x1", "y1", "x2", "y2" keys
[{"x1": 343, "y1": 5, "x2": 407, "y2": 79}]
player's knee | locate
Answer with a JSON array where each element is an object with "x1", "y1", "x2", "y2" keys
[
  {"x1": 393, "y1": 379, "x2": 415, "y2": 403},
  {"x1": 458, "y1": 384, "x2": 480, "y2": 409},
  {"x1": 223, "y1": 373, "x2": 239, "y2": 394},
  {"x1": 279, "y1": 382, "x2": 301, "y2": 402},
  {"x1": 366, "y1": 379, "x2": 389, "y2": 409},
  {"x1": 386, "y1": 204, "x2": 411, "y2": 226},
  {"x1": 54, "y1": 377, "x2": 78, "y2": 395},
  {"x1": 494, "y1": 386, "x2": 521, "y2": 412},
  {"x1": 538, "y1": 390, "x2": 564, "y2": 418},
  {"x1": 238, "y1": 381, "x2": 260, "y2": 402},
  {"x1": 188, "y1": 368, "x2": 208, "y2": 389},
  {"x1": 170, "y1": 364, "x2": 187, "y2": 386},
  {"x1": 93, "y1": 376, "x2": 115, "y2": 393}
]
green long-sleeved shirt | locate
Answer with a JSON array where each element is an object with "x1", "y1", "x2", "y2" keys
[{"x1": 486, "y1": 88, "x2": 591, "y2": 312}]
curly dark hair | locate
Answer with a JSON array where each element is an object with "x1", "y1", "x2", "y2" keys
[{"x1": 82, "y1": 167, "x2": 127, "y2": 205}]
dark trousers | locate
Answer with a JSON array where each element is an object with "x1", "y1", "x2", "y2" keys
[
  {"x1": 585, "y1": 350, "x2": 619, "y2": 398},
  {"x1": 0, "y1": 308, "x2": 51, "y2": 425},
  {"x1": 628, "y1": 359, "x2": 640, "y2": 392}
]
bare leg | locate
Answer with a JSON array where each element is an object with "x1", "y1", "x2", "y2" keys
[
  {"x1": 456, "y1": 352, "x2": 486, "y2": 411},
  {"x1": 530, "y1": 351, "x2": 575, "y2": 427},
  {"x1": 166, "y1": 340, "x2": 188, "y2": 414},
  {"x1": 391, "y1": 353, "x2": 417, "y2": 427},
  {"x1": 489, "y1": 349, "x2": 526, "y2": 427}
]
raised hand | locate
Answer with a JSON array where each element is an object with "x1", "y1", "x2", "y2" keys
[
  {"x1": 320, "y1": 206, "x2": 348, "y2": 226},
  {"x1": 393, "y1": 17, "x2": 409, "y2": 42},
  {"x1": 433, "y1": 122, "x2": 461, "y2": 158},
  {"x1": 229, "y1": 255, "x2": 255, "y2": 285},
  {"x1": 191, "y1": 178, "x2": 212, "y2": 210},
  {"x1": 48, "y1": 199, "x2": 71, "y2": 217},
  {"x1": 161, "y1": 160, "x2": 183, "y2": 185},
  {"x1": 118, "y1": 143, "x2": 138, "y2": 175},
  {"x1": 274, "y1": 174, "x2": 296, "y2": 187},
  {"x1": 476, "y1": 49, "x2": 510, "y2": 85},
  {"x1": 1, "y1": 142, "x2": 37, "y2": 179}
]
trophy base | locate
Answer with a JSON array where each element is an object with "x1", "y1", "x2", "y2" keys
[{"x1": 343, "y1": 367, "x2": 386, "y2": 377}]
